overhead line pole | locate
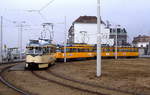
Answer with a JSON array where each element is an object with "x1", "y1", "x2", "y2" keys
[
  {"x1": 0, "y1": 16, "x2": 3, "y2": 63},
  {"x1": 64, "y1": 16, "x2": 67, "y2": 63},
  {"x1": 20, "y1": 24, "x2": 23, "y2": 60},
  {"x1": 15, "y1": 21, "x2": 26, "y2": 60},
  {"x1": 115, "y1": 27, "x2": 118, "y2": 59},
  {"x1": 96, "y1": 0, "x2": 101, "y2": 77}
]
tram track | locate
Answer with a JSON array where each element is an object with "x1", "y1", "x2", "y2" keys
[
  {"x1": 47, "y1": 70, "x2": 147, "y2": 95},
  {"x1": 32, "y1": 70, "x2": 108, "y2": 95},
  {"x1": 0, "y1": 63, "x2": 32, "y2": 95}
]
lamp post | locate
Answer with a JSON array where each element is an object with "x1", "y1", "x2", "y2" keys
[{"x1": 96, "y1": 0, "x2": 101, "y2": 77}]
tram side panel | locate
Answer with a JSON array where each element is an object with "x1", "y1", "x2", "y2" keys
[{"x1": 56, "y1": 46, "x2": 139, "y2": 60}]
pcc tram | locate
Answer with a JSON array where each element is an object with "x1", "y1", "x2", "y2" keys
[{"x1": 25, "y1": 39, "x2": 56, "y2": 69}]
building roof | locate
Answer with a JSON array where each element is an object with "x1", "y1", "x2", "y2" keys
[
  {"x1": 74, "y1": 16, "x2": 106, "y2": 25},
  {"x1": 132, "y1": 35, "x2": 150, "y2": 43}
]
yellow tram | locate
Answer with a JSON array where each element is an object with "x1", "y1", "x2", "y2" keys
[
  {"x1": 25, "y1": 39, "x2": 56, "y2": 69},
  {"x1": 55, "y1": 44, "x2": 139, "y2": 60},
  {"x1": 56, "y1": 44, "x2": 96, "y2": 60}
]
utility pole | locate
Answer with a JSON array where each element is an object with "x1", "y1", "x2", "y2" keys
[
  {"x1": 14, "y1": 21, "x2": 26, "y2": 60},
  {"x1": 0, "y1": 16, "x2": 3, "y2": 63},
  {"x1": 20, "y1": 23, "x2": 23, "y2": 60},
  {"x1": 64, "y1": 16, "x2": 67, "y2": 63},
  {"x1": 115, "y1": 27, "x2": 118, "y2": 59},
  {"x1": 97, "y1": 0, "x2": 101, "y2": 77}
]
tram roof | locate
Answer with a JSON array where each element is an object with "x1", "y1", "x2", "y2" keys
[{"x1": 26, "y1": 39, "x2": 56, "y2": 48}]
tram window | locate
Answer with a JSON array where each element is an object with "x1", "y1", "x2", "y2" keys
[
  {"x1": 101, "y1": 48, "x2": 104, "y2": 52},
  {"x1": 69, "y1": 48, "x2": 73, "y2": 52},
  {"x1": 84, "y1": 49, "x2": 89, "y2": 52},
  {"x1": 109, "y1": 48, "x2": 113, "y2": 52},
  {"x1": 89, "y1": 48, "x2": 94, "y2": 52},
  {"x1": 123, "y1": 48, "x2": 127, "y2": 52},
  {"x1": 106, "y1": 48, "x2": 110, "y2": 52},
  {"x1": 132, "y1": 48, "x2": 136, "y2": 52},
  {"x1": 35, "y1": 47, "x2": 42, "y2": 54},
  {"x1": 78, "y1": 48, "x2": 84, "y2": 52},
  {"x1": 122, "y1": 48, "x2": 125, "y2": 52},
  {"x1": 66, "y1": 48, "x2": 70, "y2": 52},
  {"x1": 73, "y1": 48, "x2": 78, "y2": 52},
  {"x1": 54, "y1": 48, "x2": 56, "y2": 53},
  {"x1": 135, "y1": 48, "x2": 137, "y2": 52},
  {"x1": 119, "y1": 48, "x2": 124, "y2": 52},
  {"x1": 51, "y1": 47, "x2": 56, "y2": 53},
  {"x1": 130, "y1": 48, "x2": 132, "y2": 52},
  {"x1": 43, "y1": 48, "x2": 47, "y2": 54},
  {"x1": 126, "y1": 48, "x2": 129, "y2": 52},
  {"x1": 50, "y1": 48, "x2": 53, "y2": 53},
  {"x1": 117, "y1": 48, "x2": 120, "y2": 52},
  {"x1": 82, "y1": 48, "x2": 86, "y2": 52},
  {"x1": 61, "y1": 49, "x2": 64, "y2": 53},
  {"x1": 103, "y1": 48, "x2": 106, "y2": 52},
  {"x1": 67, "y1": 48, "x2": 78, "y2": 52},
  {"x1": 60, "y1": 48, "x2": 69, "y2": 53},
  {"x1": 27, "y1": 47, "x2": 34, "y2": 54}
]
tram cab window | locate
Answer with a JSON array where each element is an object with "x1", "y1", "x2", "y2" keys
[
  {"x1": 26, "y1": 47, "x2": 43, "y2": 55},
  {"x1": 26, "y1": 47, "x2": 34, "y2": 54},
  {"x1": 35, "y1": 47, "x2": 43, "y2": 54},
  {"x1": 42, "y1": 47, "x2": 49, "y2": 54}
]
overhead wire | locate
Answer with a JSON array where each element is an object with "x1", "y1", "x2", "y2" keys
[
  {"x1": 25, "y1": 0, "x2": 55, "y2": 21},
  {"x1": 39, "y1": 0, "x2": 55, "y2": 11}
]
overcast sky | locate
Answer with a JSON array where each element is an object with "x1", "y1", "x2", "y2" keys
[{"x1": 0, "y1": 0, "x2": 150, "y2": 48}]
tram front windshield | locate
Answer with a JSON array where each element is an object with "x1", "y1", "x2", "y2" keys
[{"x1": 26, "y1": 47, "x2": 43, "y2": 55}]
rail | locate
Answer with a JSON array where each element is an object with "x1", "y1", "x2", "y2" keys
[{"x1": 0, "y1": 64, "x2": 31, "y2": 95}]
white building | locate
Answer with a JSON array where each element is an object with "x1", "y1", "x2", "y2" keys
[
  {"x1": 132, "y1": 35, "x2": 150, "y2": 47},
  {"x1": 68, "y1": 16, "x2": 114, "y2": 46},
  {"x1": 134, "y1": 42, "x2": 149, "y2": 47}
]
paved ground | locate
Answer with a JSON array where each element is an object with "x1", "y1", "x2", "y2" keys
[{"x1": 9, "y1": 63, "x2": 25, "y2": 71}]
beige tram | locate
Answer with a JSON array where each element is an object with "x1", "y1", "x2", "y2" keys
[{"x1": 25, "y1": 39, "x2": 56, "y2": 69}]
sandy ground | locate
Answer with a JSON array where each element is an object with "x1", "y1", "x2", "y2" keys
[
  {"x1": 0, "y1": 82, "x2": 20, "y2": 95},
  {"x1": 0, "y1": 65, "x2": 20, "y2": 95},
  {"x1": 1, "y1": 58, "x2": 150, "y2": 95},
  {"x1": 51, "y1": 58, "x2": 150, "y2": 95},
  {"x1": 3, "y1": 69, "x2": 92, "y2": 95}
]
